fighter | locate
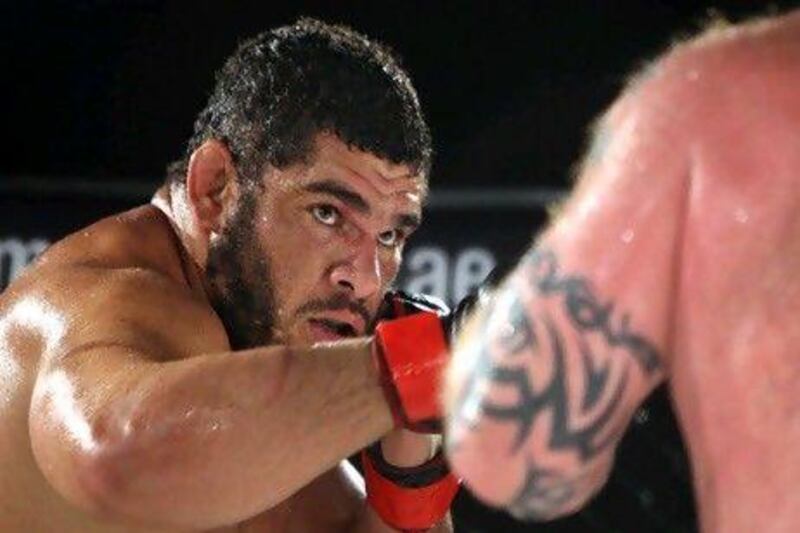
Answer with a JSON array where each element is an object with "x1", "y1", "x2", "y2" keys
[
  {"x1": 0, "y1": 19, "x2": 459, "y2": 532},
  {"x1": 445, "y1": 10, "x2": 800, "y2": 533}
]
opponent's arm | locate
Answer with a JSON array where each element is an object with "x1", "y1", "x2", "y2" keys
[
  {"x1": 444, "y1": 63, "x2": 693, "y2": 520},
  {"x1": 29, "y1": 266, "x2": 394, "y2": 530}
]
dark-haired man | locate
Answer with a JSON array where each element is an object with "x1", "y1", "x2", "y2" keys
[
  {"x1": 444, "y1": 11, "x2": 800, "y2": 533},
  {"x1": 0, "y1": 19, "x2": 455, "y2": 532}
]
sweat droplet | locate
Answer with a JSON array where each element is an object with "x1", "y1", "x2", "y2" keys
[{"x1": 621, "y1": 229, "x2": 634, "y2": 244}]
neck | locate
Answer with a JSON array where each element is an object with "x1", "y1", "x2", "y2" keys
[{"x1": 151, "y1": 184, "x2": 210, "y2": 304}]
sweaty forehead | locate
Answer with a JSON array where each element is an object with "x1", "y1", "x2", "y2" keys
[{"x1": 312, "y1": 133, "x2": 427, "y2": 202}]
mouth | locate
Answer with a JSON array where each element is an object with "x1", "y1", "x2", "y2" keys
[{"x1": 307, "y1": 318, "x2": 358, "y2": 341}]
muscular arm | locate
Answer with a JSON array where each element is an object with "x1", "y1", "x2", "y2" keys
[
  {"x1": 28, "y1": 265, "x2": 395, "y2": 530},
  {"x1": 444, "y1": 62, "x2": 693, "y2": 520}
]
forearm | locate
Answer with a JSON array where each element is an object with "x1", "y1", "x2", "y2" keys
[
  {"x1": 32, "y1": 338, "x2": 394, "y2": 529},
  {"x1": 444, "y1": 247, "x2": 664, "y2": 519}
]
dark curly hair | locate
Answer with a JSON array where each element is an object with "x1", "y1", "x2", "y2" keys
[{"x1": 167, "y1": 18, "x2": 432, "y2": 187}]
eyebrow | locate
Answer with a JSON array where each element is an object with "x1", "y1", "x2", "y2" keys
[{"x1": 303, "y1": 179, "x2": 422, "y2": 231}]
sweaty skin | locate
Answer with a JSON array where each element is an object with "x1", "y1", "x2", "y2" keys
[
  {"x1": 445, "y1": 12, "x2": 800, "y2": 533},
  {"x1": 0, "y1": 134, "x2": 451, "y2": 532}
]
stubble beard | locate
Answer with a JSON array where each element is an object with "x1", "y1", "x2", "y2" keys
[{"x1": 205, "y1": 191, "x2": 279, "y2": 351}]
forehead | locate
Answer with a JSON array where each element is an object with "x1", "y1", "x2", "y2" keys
[{"x1": 304, "y1": 133, "x2": 427, "y2": 202}]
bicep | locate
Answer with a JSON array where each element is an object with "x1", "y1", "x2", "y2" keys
[
  {"x1": 28, "y1": 268, "x2": 218, "y2": 509},
  {"x1": 31, "y1": 269, "x2": 201, "y2": 438}
]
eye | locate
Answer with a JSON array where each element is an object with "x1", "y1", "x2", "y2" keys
[
  {"x1": 378, "y1": 229, "x2": 404, "y2": 248},
  {"x1": 310, "y1": 205, "x2": 340, "y2": 226}
]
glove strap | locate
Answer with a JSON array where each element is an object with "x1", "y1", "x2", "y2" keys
[
  {"x1": 362, "y1": 443, "x2": 460, "y2": 532},
  {"x1": 373, "y1": 312, "x2": 449, "y2": 432}
]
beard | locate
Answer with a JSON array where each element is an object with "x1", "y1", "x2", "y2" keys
[{"x1": 205, "y1": 191, "x2": 278, "y2": 351}]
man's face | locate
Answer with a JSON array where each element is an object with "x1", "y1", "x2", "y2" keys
[{"x1": 206, "y1": 133, "x2": 425, "y2": 350}]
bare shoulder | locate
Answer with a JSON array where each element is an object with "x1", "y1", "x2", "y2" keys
[
  {"x1": 626, "y1": 12, "x2": 800, "y2": 120},
  {"x1": 592, "y1": 11, "x2": 800, "y2": 138},
  {"x1": 3, "y1": 205, "x2": 228, "y2": 365},
  {"x1": 564, "y1": 10, "x2": 800, "y2": 218},
  {"x1": 679, "y1": 11, "x2": 800, "y2": 67}
]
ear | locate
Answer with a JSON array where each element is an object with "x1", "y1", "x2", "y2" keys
[{"x1": 185, "y1": 140, "x2": 239, "y2": 236}]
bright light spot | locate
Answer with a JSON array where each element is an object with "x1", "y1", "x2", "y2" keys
[{"x1": 47, "y1": 371, "x2": 97, "y2": 453}]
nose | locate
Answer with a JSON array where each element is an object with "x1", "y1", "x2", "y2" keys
[{"x1": 329, "y1": 238, "x2": 381, "y2": 299}]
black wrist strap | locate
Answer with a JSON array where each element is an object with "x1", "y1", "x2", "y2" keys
[{"x1": 364, "y1": 441, "x2": 451, "y2": 489}]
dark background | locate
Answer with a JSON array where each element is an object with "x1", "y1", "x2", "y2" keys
[
  {"x1": 2, "y1": 2, "x2": 798, "y2": 532},
  {"x1": 2, "y1": 0, "x2": 795, "y2": 190}
]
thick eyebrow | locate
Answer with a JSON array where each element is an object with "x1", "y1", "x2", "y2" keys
[
  {"x1": 304, "y1": 179, "x2": 370, "y2": 214},
  {"x1": 303, "y1": 179, "x2": 422, "y2": 231}
]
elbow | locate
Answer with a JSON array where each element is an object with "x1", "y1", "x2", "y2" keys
[
  {"x1": 30, "y1": 389, "x2": 193, "y2": 526},
  {"x1": 29, "y1": 408, "x2": 142, "y2": 520},
  {"x1": 28, "y1": 367, "x2": 168, "y2": 522},
  {"x1": 55, "y1": 412, "x2": 266, "y2": 530},
  {"x1": 447, "y1": 430, "x2": 612, "y2": 523},
  {"x1": 69, "y1": 440, "x2": 137, "y2": 519},
  {"x1": 505, "y1": 470, "x2": 608, "y2": 523},
  {"x1": 69, "y1": 400, "x2": 215, "y2": 526}
]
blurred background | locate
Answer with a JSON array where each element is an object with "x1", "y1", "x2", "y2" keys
[{"x1": 1, "y1": 1, "x2": 797, "y2": 531}]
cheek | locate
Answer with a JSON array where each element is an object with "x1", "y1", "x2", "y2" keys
[
  {"x1": 269, "y1": 246, "x2": 314, "y2": 296},
  {"x1": 266, "y1": 234, "x2": 336, "y2": 306}
]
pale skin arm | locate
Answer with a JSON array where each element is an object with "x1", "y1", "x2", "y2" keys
[
  {"x1": 27, "y1": 265, "x2": 404, "y2": 531},
  {"x1": 444, "y1": 61, "x2": 693, "y2": 520}
]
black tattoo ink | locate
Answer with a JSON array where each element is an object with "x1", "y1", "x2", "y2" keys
[
  {"x1": 579, "y1": 336, "x2": 611, "y2": 412},
  {"x1": 482, "y1": 316, "x2": 628, "y2": 459},
  {"x1": 525, "y1": 248, "x2": 661, "y2": 374},
  {"x1": 508, "y1": 462, "x2": 577, "y2": 521},
  {"x1": 450, "y1": 245, "x2": 661, "y2": 511}
]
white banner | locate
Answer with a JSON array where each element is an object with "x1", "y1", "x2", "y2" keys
[{"x1": 0, "y1": 237, "x2": 49, "y2": 288}]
